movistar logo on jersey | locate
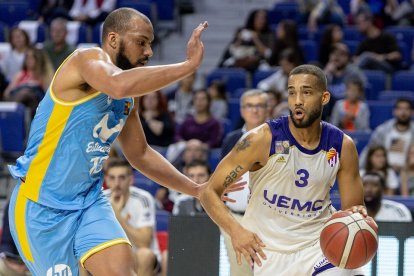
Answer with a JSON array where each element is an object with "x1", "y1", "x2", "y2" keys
[
  {"x1": 263, "y1": 189, "x2": 323, "y2": 212},
  {"x1": 93, "y1": 114, "x2": 124, "y2": 143}
]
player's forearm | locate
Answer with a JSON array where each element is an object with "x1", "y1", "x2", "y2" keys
[
  {"x1": 200, "y1": 187, "x2": 242, "y2": 235},
  {"x1": 112, "y1": 61, "x2": 196, "y2": 99},
  {"x1": 131, "y1": 147, "x2": 200, "y2": 198}
]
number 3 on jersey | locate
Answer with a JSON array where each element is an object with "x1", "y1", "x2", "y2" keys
[{"x1": 295, "y1": 169, "x2": 309, "y2": 187}]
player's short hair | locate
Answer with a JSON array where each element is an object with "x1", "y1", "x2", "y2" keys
[
  {"x1": 105, "y1": 158, "x2": 132, "y2": 175},
  {"x1": 184, "y1": 160, "x2": 211, "y2": 175},
  {"x1": 289, "y1": 64, "x2": 328, "y2": 92},
  {"x1": 102, "y1": 7, "x2": 151, "y2": 43},
  {"x1": 240, "y1": 89, "x2": 268, "y2": 105},
  {"x1": 362, "y1": 172, "x2": 385, "y2": 188}
]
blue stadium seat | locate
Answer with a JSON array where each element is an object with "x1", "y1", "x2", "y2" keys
[
  {"x1": 300, "y1": 40, "x2": 318, "y2": 62},
  {"x1": 156, "y1": 210, "x2": 170, "y2": 231},
  {"x1": 363, "y1": 70, "x2": 386, "y2": 100},
  {"x1": 153, "y1": 0, "x2": 174, "y2": 20},
  {"x1": 297, "y1": 25, "x2": 318, "y2": 41},
  {"x1": 0, "y1": 22, "x2": 7, "y2": 42},
  {"x1": 385, "y1": 26, "x2": 414, "y2": 49},
  {"x1": 0, "y1": 2, "x2": 30, "y2": 26},
  {"x1": 268, "y1": 2, "x2": 299, "y2": 25},
  {"x1": 220, "y1": 118, "x2": 234, "y2": 137},
  {"x1": 18, "y1": 21, "x2": 47, "y2": 43},
  {"x1": 397, "y1": 41, "x2": 411, "y2": 67},
  {"x1": 337, "y1": 0, "x2": 351, "y2": 15},
  {"x1": 227, "y1": 98, "x2": 242, "y2": 131},
  {"x1": 208, "y1": 148, "x2": 222, "y2": 171},
  {"x1": 206, "y1": 68, "x2": 248, "y2": 95},
  {"x1": 92, "y1": 23, "x2": 103, "y2": 45},
  {"x1": 252, "y1": 69, "x2": 277, "y2": 88},
  {"x1": 367, "y1": 101, "x2": 393, "y2": 129},
  {"x1": 117, "y1": 0, "x2": 155, "y2": 21},
  {"x1": 378, "y1": 90, "x2": 414, "y2": 102},
  {"x1": 392, "y1": 71, "x2": 414, "y2": 91},
  {"x1": 342, "y1": 26, "x2": 363, "y2": 41},
  {"x1": 345, "y1": 130, "x2": 371, "y2": 154},
  {"x1": 0, "y1": 102, "x2": 27, "y2": 161},
  {"x1": 343, "y1": 40, "x2": 359, "y2": 55},
  {"x1": 135, "y1": 179, "x2": 160, "y2": 197}
]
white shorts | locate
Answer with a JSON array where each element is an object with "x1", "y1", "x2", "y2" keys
[{"x1": 254, "y1": 242, "x2": 365, "y2": 276}]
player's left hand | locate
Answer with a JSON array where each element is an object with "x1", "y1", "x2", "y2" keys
[{"x1": 346, "y1": 205, "x2": 368, "y2": 217}]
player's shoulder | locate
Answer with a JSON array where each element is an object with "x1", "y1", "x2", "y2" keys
[{"x1": 74, "y1": 47, "x2": 109, "y2": 62}]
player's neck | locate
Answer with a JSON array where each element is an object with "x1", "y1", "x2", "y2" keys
[{"x1": 289, "y1": 119, "x2": 322, "y2": 149}]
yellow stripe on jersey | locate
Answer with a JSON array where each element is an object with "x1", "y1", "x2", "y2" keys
[
  {"x1": 79, "y1": 238, "x2": 131, "y2": 267},
  {"x1": 15, "y1": 187, "x2": 34, "y2": 262},
  {"x1": 22, "y1": 104, "x2": 73, "y2": 201}
]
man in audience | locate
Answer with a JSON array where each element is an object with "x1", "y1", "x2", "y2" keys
[
  {"x1": 220, "y1": 89, "x2": 268, "y2": 276},
  {"x1": 360, "y1": 98, "x2": 414, "y2": 173},
  {"x1": 43, "y1": 17, "x2": 76, "y2": 70},
  {"x1": 363, "y1": 172, "x2": 412, "y2": 222},
  {"x1": 166, "y1": 72, "x2": 196, "y2": 124},
  {"x1": 172, "y1": 160, "x2": 211, "y2": 216},
  {"x1": 104, "y1": 158, "x2": 161, "y2": 276}
]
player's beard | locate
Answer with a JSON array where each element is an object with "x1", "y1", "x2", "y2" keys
[
  {"x1": 289, "y1": 105, "x2": 322, "y2": 128},
  {"x1": 116, "y1": 41, "x2": 135, "y2": 70}
]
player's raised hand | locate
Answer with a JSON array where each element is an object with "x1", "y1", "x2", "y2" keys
[
  {"x1": 186, "y1": 21, "x2": 208, "y2": 69},
  {"x1": 231, "y1": 226, "x2": 266, "y2": 267}
]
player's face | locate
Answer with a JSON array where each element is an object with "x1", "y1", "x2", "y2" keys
[
  {"x1": 116, "y1": 18, "x2": 154, "y2": 70},
  {"x1": 185, "y1": 166, "x2": 210, "y2": 184},
  {"x1": 105, "y1": 166, "x2": 133, "y2": 197},
  {"x1": 241, "y1": 95, "x2": 268, "y2": 127},
  {"x1": 287, "y1": 74, "x2": 329, "y2": 128}
]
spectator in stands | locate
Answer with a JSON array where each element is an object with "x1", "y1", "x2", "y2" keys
[
  {"x1": 38, "y1": 0, "x2": 73, "y2": 24},
  {"x1": 104, "y1": 158, "x2": 162, "y2": 276},
  {"x1": 3, "y1": 47, "x2": 54, "y2": 117},
  {"x1": 207, "y1": 80, "x2": 228, "y2": 120},
  {"x1": 1, "y1": 27, "x2": 31, "y2": 83},
  {"x1": 0, "y1": 201, "x2": 30, "y2": 276},
  {"x1": 350, "y1": 0, "x2": 394, "y2": 26},
  {"x1": 360, "y1": 98, "x2": 414, "y2": 174},
  {"x1": 318, "y1": 24, "x2": 344, "y2": 67},
  {"x1": 218, "y1": 9, "x2": 273, "y2": 72},
  {"x1": 175, "y1": 89, "x2": 223, "y2": 148},
  {"x1": 363, "y1": 172, "x2": 412, "y2": 222},
  {"x1": 400, "y1": 143, "x2": 414, "y2": 196},
  {"x1": 386, "y1": 0, "x2": 414, "y2": 26},
  {"x1": 297, "y1": 0, "x2": 345, "y2": 32},
  {"x1": 268, "y1": 20, "x2": 304, "y2": 67},
  {"x1": 324, "y1": 42, "x2": 367, "y2": 99},
  {"x1": 138, "y1": 90, "x2": 175, "y2": 147},
  {"x1": 330, "y1": 79, "x2": 370, "y2": 131},
  {"x1": 172, "y1": 160, "x2": 211, "y2": 216},
  {"x1": 354, "y1": 11, "x2": 402, "y2": 73},
  {"x1": 360, "y1": 145, "x2": 400, "y2": 195},
  {"x1": 43, "y1": 17, "x2": 76, "y2": 70},
  {"x1": 258, "y1": 48, "x2": 301, "y2": 99},
  {"x1": 220, "y1": 89, "x2": 268, "y2": 276},
  {"x1": 69, "y1": 0, "x2": 116, "y2": 27},
  {"x1": 166, "y1": 72, "x2": 195, "y2": 124}
]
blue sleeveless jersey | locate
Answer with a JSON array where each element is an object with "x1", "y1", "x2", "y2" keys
[{"x1": 8, "y1": 78, "x2": 133, "y2": 210}]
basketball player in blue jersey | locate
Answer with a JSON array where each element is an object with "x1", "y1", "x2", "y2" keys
[
  {"x1": 201, "y1": 64, "x2": 367, "y2": 275},
  {"x1": 6, "y1": 7, "x2": 213, "y2": 276}
]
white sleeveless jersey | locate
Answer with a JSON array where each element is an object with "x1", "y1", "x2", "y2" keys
[{"x1": 241, "y1": 116, "x2": 343, "y2": 253}]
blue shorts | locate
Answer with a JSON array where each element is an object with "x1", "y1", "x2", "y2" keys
[{"x1": 8, "y1": 182, "x2": 130, "y2": 275}]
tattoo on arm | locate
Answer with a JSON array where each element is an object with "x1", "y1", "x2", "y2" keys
[
  {"x1": 236, "y1": 136, "x2": 251, "y2": 152},
  {"x1": 223, "y1": 165, "x2": 243, "y2": 188}
]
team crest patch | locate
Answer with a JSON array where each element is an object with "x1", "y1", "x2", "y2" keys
[
  {"x1": 275, "y1": 140, "x2": 290, "y2": 154},
  {"x1": 326, "y1": 147, "x2": 338, "y2": 167},
  {"x1": 123, "y1": 101, "x2": 131, "y2": 115}
]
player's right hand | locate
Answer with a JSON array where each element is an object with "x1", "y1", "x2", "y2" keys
[
  {"x1": 231, "y1": 226, "x2": 266, "y2": 267},
  {"x1": 186, "y1": 21, "x2": 208, "y2": 69}
]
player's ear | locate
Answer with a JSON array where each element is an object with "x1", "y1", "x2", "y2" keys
[
  {"x1": 321, "y1": 91, "x2": 330, "y2": 106},
  {"x1": 107, "y1": 32, "x2": 119, "y2": 49}
]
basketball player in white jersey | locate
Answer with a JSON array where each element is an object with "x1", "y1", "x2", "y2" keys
[{"x1": 200, "y1": 64, "x2": 367, "y2": 275}]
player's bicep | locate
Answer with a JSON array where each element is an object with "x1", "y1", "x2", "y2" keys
[{"x1": 337, "y1": 135, "x2": 364, "y2": 209}]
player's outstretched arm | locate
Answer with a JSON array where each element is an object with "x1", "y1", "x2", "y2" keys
[
  {"x1": 77, "y1": 22, "x2": 208, "y2": 99},
  {"x1": 337, "y1": 135, "x2": 367, "y2": 216},
  {"x1": 200, "y1": 126, "x2": 270, "y2": 267},
  {"x1": 118, "y1": 107, "x2": 201, "y2": 198}
]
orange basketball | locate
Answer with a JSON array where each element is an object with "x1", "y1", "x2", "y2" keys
[{"x1": 320, "y1": 210, "x2": 378, "y2": 269}]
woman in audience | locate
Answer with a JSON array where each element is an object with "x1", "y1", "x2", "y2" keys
[
  {"x1": 400, "y1": 143, "x2": 414, "y2": 196},
  {"x1": 138, "y1": 90, "x2": 175, "y2": 147},
  {"x1": 176, "y1": 90, "x2": 223, "y2": 148},
  {"x1": 207, "y1": 80, "x2": 228, "y2": 120},
  {"x1": 318, "y1": 24, "x2": 344, "y2": 67},
  {"x1": 268, "y1": 19, "x2": 305, "y2": 67},
  {"x1": 330, "y1": 79, "x2": 370, "y2": 131},
  {"x1": 361, "y1": 145, "x2": 400, "y2": 195},
  {"x1": 1, "y1": 27, "x2": 31, "y2": 83},
  {"x1": 4, "y1": 47, "x2": 54, "y2": 117}
]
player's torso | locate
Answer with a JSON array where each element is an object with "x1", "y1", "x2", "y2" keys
[
  {"x1": 242, "y1": 116, "x2": 343, "y2": 252},
  {"x1": 12, "y1": 88, "x2": 133, "y2": 209}
]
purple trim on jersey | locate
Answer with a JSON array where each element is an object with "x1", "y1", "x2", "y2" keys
[
  {"x1": 266, "y1": 116, "x2": 344, "y2": 156},
  {"x1": 312, "y1": 263, "x2": 336, "y2": 276}
]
